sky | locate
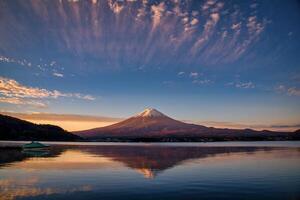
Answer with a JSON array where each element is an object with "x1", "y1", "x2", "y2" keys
[{"x1": 0, "y1": 0, "x2": 300, "y2": 131}]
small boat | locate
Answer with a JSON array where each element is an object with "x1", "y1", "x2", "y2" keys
[{"x1": 22, "y1": 141, "x2": 50, "y2": 150}]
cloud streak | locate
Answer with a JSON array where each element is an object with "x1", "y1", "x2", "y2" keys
[
  {"x1": 235, "y1": 81, "x2": 255, "y2": 89},
  {"x1": 0, "y1": 111, "x2": 122, "y2": 122},
  {"x1": 53, "y1": 72, "x2": 64, "y2": 77},
  {"x1": 0, "y1": 77, "x2": 95, "y2": 107},
  {"x1": 0, "y1": 97, "x2": 47, "y2": 108},
  {"x1": 0, "y1": 0, "x2": 269, "y2": 70}
]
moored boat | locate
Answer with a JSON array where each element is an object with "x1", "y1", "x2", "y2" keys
[{"x1": 22, "y1": 141, "x2": 50, "y2": 150}]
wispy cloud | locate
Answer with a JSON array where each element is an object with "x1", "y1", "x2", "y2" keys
[
  {"x1": 275, "y1": 85, "x2": 300, "y2": 97},
  {"x1": 0, "y1": 77, "x2": 95, "y2": 107},
  {"x1": 191, "y1": 12, "x2": 221, "y2": 55},
  {"x1": 226, "y1": 80, "x2": 255, "y2": 89},
  {"x1": 0, "y1": 97, "x2": 47, "y2": 108},
  {"x1": 287, "y1": 87, "x2": 300, "y2": 96},
  {"x1": 73, "y1": 94, "x2": 96, "y2": 101},
  {"x1": 177, "y1": 71, "x2": 185, "y2": 76},
  {"x1": 108, "y1": 0, "x2": 124, "y2": 14},
  {"x1": 0, "y1": 77, "x2": 58, "y2": 99},
  {"x1": 0, "y1": 0, "x2": 270, "y2": 70},
  {"x1": 193, "y1": 79, "x2": 212, "y2": 85},
  {"x1": 201, "y1": 0, "x2": 217, "y2": 12},
  {"x1": 189, "y1": 72, "x2": 199, "y2": 78},
  {"x1": 151, "y1": 2, "x2": 165, "y2": 31},
  {"x1": 0, "y1": 55, "x2": 32, "y2": 67},
  {"x1": 53, "y1": 72, "x2": 64, "y2": 77},
  {"x1": 235, "y1": 81, "x2": 255, "y2": 89}
]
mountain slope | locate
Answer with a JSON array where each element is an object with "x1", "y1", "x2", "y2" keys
[
  {"x1": 76, "y1": 108, "x2": 207, "y2": 138},
  {"x1": 0, "y1": 114, "x2": 81, "y2": 141},
  {"x1": 75, "y1": 108, "x2": 300, "y2": 141}
]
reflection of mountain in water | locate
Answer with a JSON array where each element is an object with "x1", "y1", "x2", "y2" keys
[
  {"x1": 0, "y1": 145, "x2": 282, "y2": 178},
  {"x1": 73, "y1": 145, "x2": 281, "y2": 178}
]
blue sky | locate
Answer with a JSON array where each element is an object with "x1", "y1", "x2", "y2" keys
[{"x1": 0, "y1": 0, "x2": 299, "y2": 130}]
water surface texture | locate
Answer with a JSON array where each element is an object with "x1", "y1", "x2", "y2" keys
[{"x1": 0, "y1": 142, "x2": 300, "y2": 200}]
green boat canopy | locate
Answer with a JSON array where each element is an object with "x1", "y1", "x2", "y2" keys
[{"x1": 23, "y1": 141, "x2": 49, "y2": 149}]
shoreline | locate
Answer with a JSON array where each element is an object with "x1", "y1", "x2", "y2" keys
[{"x1": 1, "y1": 140, "x2": 300, "y2": 148}]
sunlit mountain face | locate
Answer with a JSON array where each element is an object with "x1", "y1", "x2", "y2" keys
[{"x1": 0, "y1": 0, "x2": 299, "y2": 131}]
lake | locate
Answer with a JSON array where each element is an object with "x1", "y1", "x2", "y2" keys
[{"x1": 0, "y1": 141, "x2": 300, "y2": 200}]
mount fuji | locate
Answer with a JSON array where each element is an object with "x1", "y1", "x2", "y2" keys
[
  {"x1": 75, "y1": 108, "x2": 206, "y2": 138},
  {"x1": 74, "y1": 108, "x2": 300, "y2": 141}
]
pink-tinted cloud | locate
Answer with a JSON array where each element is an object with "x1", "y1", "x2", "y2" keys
[
  {"x1": 0, "y1": 97, "x2": 47, "y2": 108},
  {"x1": 151, "y1": 2, "x2": 165, "y2": 31},
  {"x1": 0, "y1": 0, "x2": 269, "y2": 69},
  {"x1": 0, "y1": 77, "x2": 95, "y2": 107}
]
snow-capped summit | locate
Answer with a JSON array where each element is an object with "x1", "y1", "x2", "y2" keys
[{"x1": 136, "y1": 108, "x2": 165, "y2": 118}]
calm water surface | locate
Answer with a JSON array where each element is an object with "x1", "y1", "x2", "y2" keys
[{"x1": 0, "y1": 141, "x2": 299, "y2": 200}]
